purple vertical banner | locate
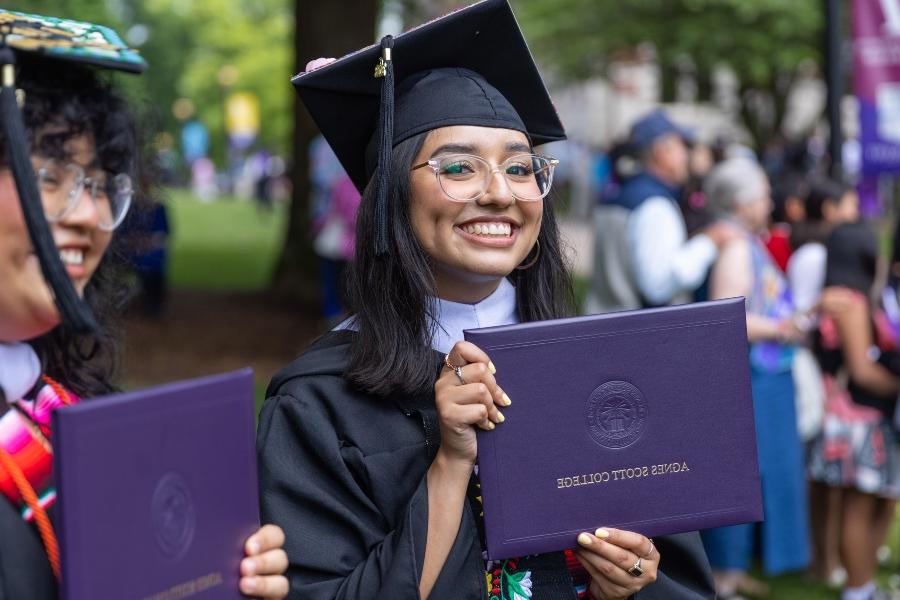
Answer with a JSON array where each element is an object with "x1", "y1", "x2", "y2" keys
[
  {"x1": 857, "y1": 173, "x2": 883, "y2": 217},
  {"x1": 853, "y1": 0, "x2": 900, "y2": 174}
]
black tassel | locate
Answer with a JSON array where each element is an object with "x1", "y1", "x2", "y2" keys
[
  {"x1": 0, "y1": 47, "x2": 98, "y2": 333},
  {"x1": 373, "y1": 35, "x2": 394, "y2": 257}
]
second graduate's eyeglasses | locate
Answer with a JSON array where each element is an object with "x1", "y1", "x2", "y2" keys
[
  {"x1": 411, "y1": 153, "x2": 559, "y2": 202},
  {"x1": 34, "y1": 158, "x2": 133, "y2": 231}
]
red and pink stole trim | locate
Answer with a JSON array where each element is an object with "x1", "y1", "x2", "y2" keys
[{"x1": 0, "y1": 377, "x2": 80, "y2": 521}]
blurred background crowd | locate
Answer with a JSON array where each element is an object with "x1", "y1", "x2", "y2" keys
[{"x1": 6, "y1": 0, "x2": 900, "y2": 598}]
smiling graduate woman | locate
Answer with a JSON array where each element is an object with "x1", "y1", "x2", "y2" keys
[
  {"x1": 257, "y1": 2, "x2": 716, "y2": 599},
  {"x1": 0, "y1": 10, "x2": 287, "y2": 599}
]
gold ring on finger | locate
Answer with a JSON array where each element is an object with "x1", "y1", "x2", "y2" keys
[
  {"x1": 444, "y1": 354, "x2": 462, "y2": 371},
  {"x1": 627, "y1": 557, "x2": 643, "y2": 578}
]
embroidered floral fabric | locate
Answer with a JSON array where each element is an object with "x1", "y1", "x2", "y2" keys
[
  {"x1": 469, "y1": 470, "x2": 534, "y2": 600},
  {"x1": 0, "y1": 9, "x2": 146, "y2": 72},
  {"x1": 469, "y1": 466, "x2": 592, "y2": 599}
]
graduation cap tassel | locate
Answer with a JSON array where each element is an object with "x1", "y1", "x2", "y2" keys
[
  {"x1": 373, "y1": 35, "x2": 394, "y2": 257},
  {"x1": 0, "y1": 46, "x2": 98, "y2": 334}
]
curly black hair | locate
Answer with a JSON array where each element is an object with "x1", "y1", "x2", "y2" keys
[{"x1": 1, "y1": 54, "x2": 148, "y2": 397}]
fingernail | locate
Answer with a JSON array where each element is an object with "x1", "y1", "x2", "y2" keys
[
  {"x1": 577, "y1": 533, "x2": 593, "y2": 546},
  {"x1": 248, "y1": 540, "x2": 260, "y2": 554},
  {"x1": 242, "y1": 558, "x2": 256, "y2": 575},
  {"x1": 487, "y1": 421, "x2": 495, "y2": 430},
  {"x1": 488, "y1": 361, "x2": 497, "y2": 374},
  {"x1": 502, "y1": 392, "x2": 512, "y2": 406},
  {"x1": 496, "y1": 411, "x2": 505, "y2": 423},
  {"x1": 595, "y1": 528, "x2": 610, "y2": 539},
  {"x1": 242, "y1": 577, "x2": 257, "y2": 592}
]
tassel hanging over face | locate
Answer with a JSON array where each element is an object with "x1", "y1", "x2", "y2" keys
[
  {"x1": 373, "y1": 35, "x2": 394, "y2": 257},
  {"x1": 0, "y1": 46, "x2": 98, "y2": 333}
]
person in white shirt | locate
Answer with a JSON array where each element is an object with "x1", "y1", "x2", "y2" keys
[
  {"x1": 787, "y1": 179, "x2": 860, "y2": 314},
  {"x1": 589, "y1": 111, "x2": 738, "y2": 312}
]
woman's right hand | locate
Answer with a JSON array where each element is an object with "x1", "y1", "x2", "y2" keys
[
  {"x1": 434, "y1": 341, "x2": 510, "y2": 465},
  {"x1": 775, "y1": 317, "x2": 807, "y2": 345}
]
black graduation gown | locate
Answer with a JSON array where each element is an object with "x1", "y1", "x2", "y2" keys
[
  {"x1": 0, "y1": 500, "x2": 57, "y2": 599},
  {"x1": 258, "y1": 331, "x2": 716, "y2": 600}
]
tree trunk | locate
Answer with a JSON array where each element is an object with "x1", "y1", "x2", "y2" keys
[
  {"x1": 659, "y1": 56, "x2": 678, "y2": 103},
  {"x1": 738, "y1": 85, "x2": 768, "y2": 157},
  {"x1": 771, "y1": 68, "x2": 796, "y2": 142},
  {"x1": 695, "y1": 66, "x2": 712, "y2": 103},
  {"x1": 271, "y1": 0, "x2": 378, "y2": 304}
]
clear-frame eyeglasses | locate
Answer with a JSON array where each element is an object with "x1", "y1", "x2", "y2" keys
[
  {"x1": 411, "y1": 153, "x2": 559, "y2": 202},
  {"x1": 35, "y1": 158, "x2": 133, "y2": 231}
]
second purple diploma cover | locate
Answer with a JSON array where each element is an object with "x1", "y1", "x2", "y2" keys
[
  {"x1": 52, "y1": 370, "x2": 259, "y2": 599},
  {"x1": 465, "y1": 298, "x2": 762, "y2": 560}
]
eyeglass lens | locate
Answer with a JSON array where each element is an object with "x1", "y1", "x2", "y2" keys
[
  {"x1": 436, "y1": 154, "x2": 554, "y2": 201},
  {"x1": 36, "y1": 159, "x2": 132, "y2": 229}
]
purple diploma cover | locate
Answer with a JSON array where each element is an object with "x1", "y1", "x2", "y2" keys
[
  {"x1": 52, "y1": 369, "x2": 259, "y2": 599},
  {"x1": 465, "y1": 298, "x2": 762, "y2": 560}
]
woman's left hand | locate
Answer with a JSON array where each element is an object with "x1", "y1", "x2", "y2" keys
[
  {"x1": 240, "y1": 524, "x2": 289, "y2": 598},
  {"x1": 574, "y1": 527, "x2": 659, "y2": 600}
]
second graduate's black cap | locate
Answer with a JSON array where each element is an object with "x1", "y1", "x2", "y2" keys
[{"x1": 293, "y1": 0, "x2": 566, "y2": 255}]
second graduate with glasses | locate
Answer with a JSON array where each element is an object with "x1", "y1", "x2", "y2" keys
[
  {"x1": 0, "y1": 10, "x2": 287, "y2": 598},
  {"x1": 258, "y1": 1, "x2": 716, "y2": 598}
]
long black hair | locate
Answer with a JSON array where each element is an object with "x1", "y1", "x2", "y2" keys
[
  {"x1": 791, "y1": 177, "x2": 850, "y2": 249},
  {"x1": 824, "y1": 221, "x2": 878, "y2": 297},
  {"x1": 345, "y1": 131, "x2": 575, "y2": 398},
  {"x1": 3, "y1": 55, "x2": 147, "y2": 398}
]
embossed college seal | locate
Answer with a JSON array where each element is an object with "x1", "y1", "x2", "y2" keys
[
  {"x1": 586, "y1": 381, "x2": 648, "y2": 449},
  {"x1": 151, "y1": 472, "x2": 196, "y2": 560}
]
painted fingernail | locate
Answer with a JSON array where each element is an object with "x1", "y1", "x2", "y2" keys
[
  {"x1": 496, "y1": 411, "x2": 505, "y2": 423},
  {"x1": 595, "y1": 528, "x2": 610, "y2": 539},
  {"x1": 577, "y1": 533, "x2": 593, "y2": 546},
  {"x1": 502, "y1": 392, "x2": 512, "y2": 406},
  {"x1": 488, "y1": 361, "x2": 497, "y2": 374},
  {"x1": 487, "y1": 421, "x2": 496, "y2": 430},
  {"x1": 242, "y1": 558, "x2": 256, "y2": 575}
]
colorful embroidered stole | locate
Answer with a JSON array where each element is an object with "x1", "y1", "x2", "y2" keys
[{"x1": 0, "y1": 375, "x2": 78, "y2": 579}]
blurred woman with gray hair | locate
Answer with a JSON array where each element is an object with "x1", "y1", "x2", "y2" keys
[{"x1": 699, "y1": 158, "x2": 811, "y2": 598}]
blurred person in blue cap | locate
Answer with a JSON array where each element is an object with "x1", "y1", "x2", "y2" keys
[
  {"x1": 588, "y1": 110, "x2": 739, "y2": 313},
  {"x1": 0, "y1": 9, "x2": 288, "y2": 598}
]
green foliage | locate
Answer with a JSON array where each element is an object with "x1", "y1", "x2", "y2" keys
[
  {"x1": 3, "y1": 0, "x2": 113, "y2": 25},
  {"x1": 136, "y1": 0, "x2": 293, "y2": 159},
  {"x1": 6, "y1": 0, "x2": 293, "y2": 161},
  {"x1": 517, "y1": 0, "x2": 825, "y2": 149},
  {"x1": 519, "y1": 0, "x2": 822, "y2": 82}
]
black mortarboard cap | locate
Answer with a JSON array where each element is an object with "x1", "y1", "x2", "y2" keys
[
  {"x1": 293, "y1": 0, "x2": 566, "y2": 255},
  {"x1": 0, "y1": 10, "x2": 146, "y2": 333}
]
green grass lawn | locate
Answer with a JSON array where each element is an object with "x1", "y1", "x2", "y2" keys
[
  {"x1": 753, "y1": 512, "x2": 900, "y2": 599},
  {"x1": 166, "y1": 190, "x2": 287, "y2": 291}
]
